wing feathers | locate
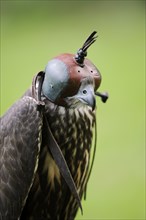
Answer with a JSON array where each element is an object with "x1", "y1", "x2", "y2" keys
[{"x1": 0, "y1": 96, "x2": 43, "y2": 220}]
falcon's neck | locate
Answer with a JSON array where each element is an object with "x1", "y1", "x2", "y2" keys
[{"x1": 43, "y1": 100, "x2": 96, "y2": 153}]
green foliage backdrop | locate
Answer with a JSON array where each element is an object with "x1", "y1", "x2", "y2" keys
[{"x1": 1, "y1": 1, "x2": 145, "y2": 219}]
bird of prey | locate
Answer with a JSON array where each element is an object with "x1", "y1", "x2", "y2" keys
[{"x1": 0, "y1": 31, "x2": 108, "y2": 220}]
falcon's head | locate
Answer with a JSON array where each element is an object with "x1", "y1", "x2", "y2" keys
[{"x1": 37, "y1": 31, "x2": 108, "y2": 110}]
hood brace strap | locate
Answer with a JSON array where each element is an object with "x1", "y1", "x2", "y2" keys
[{"x1": 32, "y1": 72, "x2": 83, "y2": 214}]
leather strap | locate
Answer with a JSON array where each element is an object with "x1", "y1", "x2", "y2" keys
[
  {"x1": 32, "y1": 72, "x2": 83, "y2": 214},
  {"x1": 44, "y1": 114, "x2": 83, "y2": 214}
]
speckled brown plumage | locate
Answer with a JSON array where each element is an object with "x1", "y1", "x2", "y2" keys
[{"x1": 20, "y1": 89, "x2": 96, "y2": 220}]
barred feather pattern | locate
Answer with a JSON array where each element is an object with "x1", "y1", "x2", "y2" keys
[{"x1": 20, "y1": 90, "x2": 96, "y2": 220}]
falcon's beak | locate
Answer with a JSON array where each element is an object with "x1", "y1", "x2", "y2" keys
[{"x1": 78, "y1": 85, "x2": 96, "y2": 111}]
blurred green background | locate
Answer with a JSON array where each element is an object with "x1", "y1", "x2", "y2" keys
[{"x1": 1, "y1": 1, "x2": 145, "y2": 219}]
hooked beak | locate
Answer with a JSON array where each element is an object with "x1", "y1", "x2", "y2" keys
[{"x1": 77, "y1": 85, "x2": 96, "y2": 111}]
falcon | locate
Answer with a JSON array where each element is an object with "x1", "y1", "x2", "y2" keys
[{"x1": 0, "y1": 31, "x2": 108, "y2": 220}]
